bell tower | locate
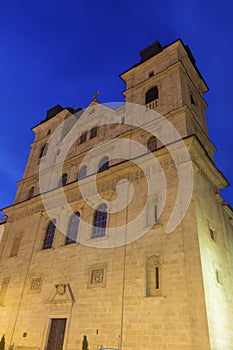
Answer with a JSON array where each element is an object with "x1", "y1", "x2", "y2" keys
[{"x1": 120, "y1": 39, "x2": 215, "y2": 158}]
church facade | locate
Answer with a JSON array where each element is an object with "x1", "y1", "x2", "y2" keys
[{"x1": 0, "y1": 39, "x2": 233, "y2": 350}]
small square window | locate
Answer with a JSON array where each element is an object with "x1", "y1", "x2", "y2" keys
[{"x1": 149, "y1": 71, "x2": 154, "y2": 78}]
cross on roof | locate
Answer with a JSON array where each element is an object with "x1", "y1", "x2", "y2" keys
[{"x1": 93, "y1": 91, "x2": 100, "y2": 101}]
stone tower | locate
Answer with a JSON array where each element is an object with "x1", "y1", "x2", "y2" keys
[{"x1": 0, "y1": 39, "x2": 232, "y2": 350}]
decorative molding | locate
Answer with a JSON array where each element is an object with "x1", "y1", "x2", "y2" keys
[
  {"x1": 29, "y1": 277, "x2": 42, "y2": 293},
  {"x1": 88, "y1": 263, "x2": 107, "y2": 288},
  {"x1": 45, "y1": 283, "x2": 75, "y2": 312}
]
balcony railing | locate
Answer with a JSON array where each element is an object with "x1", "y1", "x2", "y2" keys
[{"x1": 146, "y1": 99, "x2": 158, "y2": 111}]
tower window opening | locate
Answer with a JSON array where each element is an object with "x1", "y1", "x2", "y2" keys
[
  {"x1": 190, "y1": 94, "x2": 196, "y2": 105},
  {"x1": 80, "y1": 132, "x2": 87, "y2": 144},
  {"x1": 90, "y1": 126, "x2": 98, "y2": 139},
  {"x1": 39, "y1": 143, "x2": 48, "y2": 159},
  {"x1": 145, "y1": 86, "x2": 159, "y2": 105},
  {"x1": 28, "y1": 186, "x2": 35, "y2": 199}
]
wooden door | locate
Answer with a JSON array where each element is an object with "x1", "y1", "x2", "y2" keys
[{"x1": 47, "y1": 318, "x2": 67, "y2": 350}]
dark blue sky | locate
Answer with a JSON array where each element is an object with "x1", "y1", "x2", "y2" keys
[{"x1": 0, "y1": 0, "x2": 232, "y2": 215}]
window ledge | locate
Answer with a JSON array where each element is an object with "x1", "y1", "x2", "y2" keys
[
  {"x1": 144, "y1": 295, "x2": 166, "y2": 301},
  {"x1": 59, "y1": 242, "x2": 79, "y2": 249}
]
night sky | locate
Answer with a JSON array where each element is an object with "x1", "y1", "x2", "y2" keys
[{"x1": 0, "y1": 0, "x2": 232, "y2": 216}]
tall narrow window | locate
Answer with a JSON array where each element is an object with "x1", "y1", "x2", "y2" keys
[
  {"x1": 153, "y1": 205, "x2": 158, "y2": 223},
  {"x1": 78, "y1": 165, "x2": 87, "y2": 180},
  {"x1": 98, "y1": 157, "x2": 109, "y2": 172},
  {"x1": 209, "y1": 228, "x2": 216, "y2": 241},
  {"x1": 90, "y1": 126, "x2": 98, "y2": 139},
  {"x1": 0, "y1": 277, "x2": 10, "y2": 306},
  {"x1": 66, "y1": 212, "x2": 80, "y2": 244},
  {"x1": 61, "y1": 173, "x2": 68, "y2": 187},
  {"x1": 39, "y1": 143, "x2": 48, "y2": 159},
  {"x1": 145, "y1": 86, "x2": 159, "y2": 105},
  {"x1": 10, "y1": 233, "x2": 22, "y2": 257},
  {"x1": 146, "y1": 255, "x2": 161, "y2": 297},
  {"x1": 43, "y1": 220, "x2": 56, "y2": 249},
  {"x1": 147, "y1": 136, "x2": 157, "y2": 151},
  {"x1": 92, "y1": 204, "x2": 107, "y2": 239},
  {"x1": 155, "y1": 266, "x2": 159, "y2": 289},
  {"x1": 190, "y1": 94, "x2": 196, "y2": 105},
  {"x1": 146, "y1": 198, "x2": 158, "y2": 226},
  {"x1": 216, "y1": 269, "x2": 223, "y2": 285}
]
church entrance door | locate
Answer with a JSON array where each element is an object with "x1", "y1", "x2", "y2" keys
[{"x1": 47, "y1": 318, "x2": 67, "y2": 350}]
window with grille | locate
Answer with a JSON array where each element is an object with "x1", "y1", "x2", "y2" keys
[
  {"x1": 43, "y1": 220, "x2": 56, "y2": 249},
  {"x1": 92, "y1": 204, "x2": 107, "y2": 238},
  {"x1": 65, "y1": 212, "x2": 80, "y2": 244},
  {"x1": 98, "y1": 157, "x2": 109, "y2": 172},
  {"x1": 78, "y1": 166, "x2": 87, "y2": 180}
]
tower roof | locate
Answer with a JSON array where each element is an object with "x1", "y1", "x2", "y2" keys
[{"x1": 120, "y1": 38, "x2": 208, "y2": 90}]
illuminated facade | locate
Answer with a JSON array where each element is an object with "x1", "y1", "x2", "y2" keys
[{"x1": 0, "y1": 39, "x2": 233, "y2": 350}]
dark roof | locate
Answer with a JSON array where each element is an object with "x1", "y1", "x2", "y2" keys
[
  {"x1": 46, "y1": 104, "x2": 64, "y2": 120},
  {"x1": 31, "y1": 105, "x2": 83, "y2": 129},
  {"x1": 140, "y1": 41, "x2": 163, "y2": 62}
]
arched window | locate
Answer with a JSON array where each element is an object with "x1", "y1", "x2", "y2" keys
[
  {"x1": 146, "y1": 255, "x2": 161, "y2": 297},
  {"x1": 98, "y1": 157, "x2": 109, "y2": 172},
  {"x1": 39, "y1": 143, "x2": 48, "y2": 159},
  {"x1": 43, "y1": 219, "x2": 56, "y2": 249},
  {"x1": 78, "y1": 165, "x2": 87, "y2": 180},
  {"x1": 92, "y1": 204, "x2": 107, "y2": 239},
  {"x1": 147, "y1": 136, "x2": 157, "y2": 151},
  {"x1": 145, "y1": 86, "x2": 159, "y2": 105},
  {"x1": 61, "y1": 173, "x2": 68, "y2": 187},
  {"x1": 66, "y1": 212, "x2": 80, "y2": 244},
  {"x1": 28, "y1": 186, "x2": 35, "y2": 199}
]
